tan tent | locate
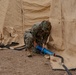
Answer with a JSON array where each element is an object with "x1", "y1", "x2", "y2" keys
[
  {"x1": 0, "y1": 0, "x2": 76, "y2": 70},
  {"x1": 49, "y1": 0, "x2": 76, "y2": 69}
]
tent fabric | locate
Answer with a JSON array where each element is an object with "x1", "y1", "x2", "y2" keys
[
  {"x1": 0, "y1": 0, "x2": 23, "y2": 44},
  {"x1": 0, "y1": 0, "x2": 76, "y2": 69},
  {"x1": 22, "y1": 0, "x2": 51, "y2": 31},
  {"x1": 49, "y1": 0, "x2": 76, "y2": 69},
  {"x1": 0, "y1": 0, "x2": 51, "y2": 44},
  {"x1": 0, "y1": 0, "x2": 9, "y2": 42}
]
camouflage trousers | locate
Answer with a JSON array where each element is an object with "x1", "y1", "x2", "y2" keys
[
  {"x1": 24, "y1": 30, "x2": 40, "y2": 55},
  {"x1": 24, "y1": 30, "x2": 34, "y2": 49}
]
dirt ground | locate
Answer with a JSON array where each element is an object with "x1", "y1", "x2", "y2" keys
[{"x1": 0, "y1": 49, "x2": 76, "y2": 75}]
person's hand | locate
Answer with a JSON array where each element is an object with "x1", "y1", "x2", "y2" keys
[
  {"x1": 43, "y1": 44, "x2": 46, "y2": 48},
  {"x1": 34, "y1": 41, "x2": 37, "y2": 47}
]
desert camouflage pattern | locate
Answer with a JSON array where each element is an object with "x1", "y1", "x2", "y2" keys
[
  {"x1": 24, "y1": 20, "x2": 51, "y2": 54},
  {"x1": 31, "y1": 20, "x2": 51, "y2": 46},
  {"x1": 24, "y1": 30, "x2": 34, "y2": 49}
]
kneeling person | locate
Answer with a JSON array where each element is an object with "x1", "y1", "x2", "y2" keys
[{"x1": 24, "y1": 20, "x2": 52, "y2": 57}]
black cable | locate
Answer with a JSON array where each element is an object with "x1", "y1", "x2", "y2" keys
[
  {"x1": 0, "y1": 42, "x2": 26, "y2": 51},
  {"x1": 14, "y1": 45, "x2": 26, "y2": 51},
  {"x1": 55, "y1": 55, "x2": 64, "y2": 63},
  {"x1": 54, "y1": 54, "x2": 72, "y2": 75},
  {"x1": 0, "y1": 44, "x2": 6, "y2": 48},
  {"x1": 62, "y1": 64, "x2": 72, "y2": 75}
]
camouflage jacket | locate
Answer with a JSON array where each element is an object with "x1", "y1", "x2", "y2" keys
[{"x1": 30, "y1": 20, "x2": 52, "y2": 46}]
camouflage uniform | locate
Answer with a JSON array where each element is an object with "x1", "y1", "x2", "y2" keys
[
  {"x1": 30, "y1": 20, "x2": 52, "y2": 46},
  {"x1": 24, "y1": 20, "x2": 52, "y2": 56},
  {"x1": 24, "y1": 30, "x2": 34, "y2": 49}
]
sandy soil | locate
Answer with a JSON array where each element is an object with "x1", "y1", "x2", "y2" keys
[{"x1": 0, "y1": 49, "x2": 76, "y2": 75}]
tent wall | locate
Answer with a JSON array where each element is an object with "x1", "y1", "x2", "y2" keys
[
  {"x1": 22, "y1": 0, "x2": 51, "y2": 31},
  {"x1": 0, "y1": 0, "x2": 76, "y2": 54},
  {"x1": 49, "y1": 0, "x2": 63, "y2": 50},
  {"x1": 0, "y1": 0, "x2": 23, "y2": 44},
  {"x1": 0, "y1": 0, "x2": 9, "y2": 41},
  {"x1": 50, "y1": 0, "x2": 76, "y2": 53},
  {"x1": 0, "y1": 0, "x2": 51, "y2": 44},
  {"x1": 4, "y1": 0, "x2": 22, "y2": 33}
]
